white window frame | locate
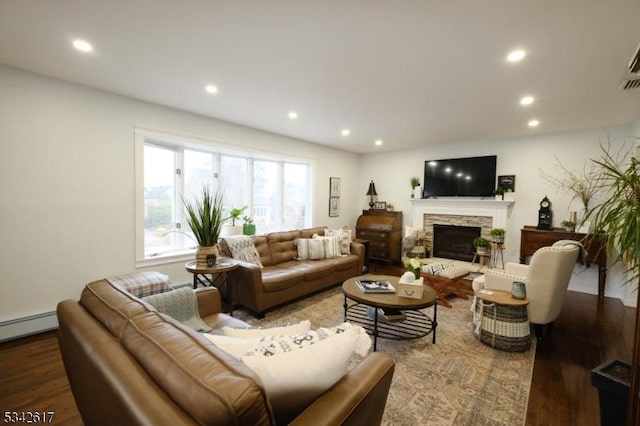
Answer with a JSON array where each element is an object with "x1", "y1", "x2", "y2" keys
[{"x1": 134, "y1": 127, "x2": 313, "y2": 267}]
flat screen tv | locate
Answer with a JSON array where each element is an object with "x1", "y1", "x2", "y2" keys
[{"x1": 423, "y1": 155, "x2": 497, "y2": 198}]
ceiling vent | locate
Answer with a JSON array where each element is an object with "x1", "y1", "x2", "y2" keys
[{"x1": 620, "y1": 77, "x2": 640, "y2": 91}]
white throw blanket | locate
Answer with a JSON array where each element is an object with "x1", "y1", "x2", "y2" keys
[{"x1": 142, "y1": 288, "x2": 212, "y2": 332}]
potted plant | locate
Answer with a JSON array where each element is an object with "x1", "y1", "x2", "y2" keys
[
  {"x1": 584, "y1": 139, "x2": 639, "y2": 425},
  {"x1": 242, "y1": 215, "x2": 256, "y2": 236},
  {"x1": 473, "y1": 237, "x2": 489, "y2": 254},
  {"x1": 222, "y1": 206, "x2": 247, "y2": 236},
  {"x1": 560, "y1": 220, "x2": 576, "y2": 232},
  {"x1": 489, "y1": 228, "x2": 505, "y2": 243},
  {"x1": 410, "y1": 177, "x2": 421, "y2": 198},
  {"x1": 182, "y1": 186, "x2": 225, "y2": 267}
]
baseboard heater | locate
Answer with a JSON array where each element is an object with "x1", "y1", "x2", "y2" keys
[
  {"x1": 0, "y1": 282, "x2": 193, "y2": 342},
  {"x1": 0, "y1": 311, "x2": 58, "y2": 343}
]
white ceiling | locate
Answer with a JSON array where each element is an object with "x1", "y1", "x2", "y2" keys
[{"x1": 1, "y1": 0, "x2": 639, "y2": 153}]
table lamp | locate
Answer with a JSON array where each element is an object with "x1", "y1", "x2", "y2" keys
[{"x1": 366, "y1": 180, "x2": 377, "y2": 210}]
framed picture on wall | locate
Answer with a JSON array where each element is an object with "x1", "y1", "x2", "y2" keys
[
  {"x1": 329, "y1": 197, "x2": 340, "y2": 217},
  {"x1": 498, "y1": 175, "x2": 516, "y2": 191},
  {"x1": 329, "y1": 177, "x2": 341, "y2": 197}
]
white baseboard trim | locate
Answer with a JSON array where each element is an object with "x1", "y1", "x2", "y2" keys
[{"x1": 0, "y1": 311, "x2": 58, "y2": 343}]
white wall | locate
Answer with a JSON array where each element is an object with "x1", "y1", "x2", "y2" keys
[
  {"x1": 0, "y1": 66, "x2": 360, "y2": 338},
  {"x1": 359, "y1": 125, "x2": 638, "y2": 304},
  {"x1": 1, "y1": 63, "x2": 637, "y2": 340}
]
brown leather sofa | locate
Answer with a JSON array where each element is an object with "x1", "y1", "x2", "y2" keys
[
  {"x1": 219, "y1": 226, "x2": 364, "y2": 316},
  {"x1": 57, "y1": 279, "x2": 395, "y2": 425}
]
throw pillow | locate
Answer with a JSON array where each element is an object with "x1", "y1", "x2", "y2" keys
[
  {"x1": 224, "y1": 235, "x2": 263, "y2": 267},
  {"x1": 312, "y1": 234, "x2": 341, "y2": 259},
  {"x1": 325, "y1": 228, "x2": 351, "y2": 255},
  {"x1": 220, "y1": 320, "x2": 311, "y2": 337},
  {"x1": 242, "y1": 322, "x2": 371, "y2": 358},
  {"x1": 295, "y1": 238, "x2": 327, "y2": 260},
  {"x1": 240, "y1": 326, "x2": 367, "y2": 414},
  {"x1": 201, "y1": 334, "x2": 268, "y2": 357}
]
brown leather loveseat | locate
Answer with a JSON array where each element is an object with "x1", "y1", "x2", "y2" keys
[
  {"x1": 219, "y1": 226, "x2": 364, "y2": 316},
  {"x1": 57, "y1": 279, "x2": 395, "y2": 425}
]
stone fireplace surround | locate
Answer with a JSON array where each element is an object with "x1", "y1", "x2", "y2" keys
[{"x1": 410, "y1": 199, "x2": 513, "y2": 258}]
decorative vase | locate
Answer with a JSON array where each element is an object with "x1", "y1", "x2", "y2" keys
[
  {"x1": 512, "y1": 281, "x2": 527, "y2": 299},
  {"x1": 243, "y1": 224, "x2": 256, "y2": 235},
  {"x1": 196, "y1": 245, "x2": 219, "y2": 268}
]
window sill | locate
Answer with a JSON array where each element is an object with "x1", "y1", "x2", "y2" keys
[{"x1": 136, "y1": 251, "x2": 195, "y2": 268}]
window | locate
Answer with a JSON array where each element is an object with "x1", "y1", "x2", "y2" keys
[{"x1": 135, "y1": 128, "x2": 313, "y2": 265}]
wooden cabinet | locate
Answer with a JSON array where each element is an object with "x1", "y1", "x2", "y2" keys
[
  {"x1": 520, "y1": 226, "x2": 607, "y2": 299},
  {"x1": 356, "y1": 210, "x2": 402, "y2": 263}
]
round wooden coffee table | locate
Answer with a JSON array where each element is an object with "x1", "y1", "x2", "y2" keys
[{"x1": 342, "y1": 274, "x2": 438, "y2": 351}]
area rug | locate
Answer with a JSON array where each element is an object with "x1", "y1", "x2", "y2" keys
[{"x1": 234, "y1": 286, "x2": 535, "y2": 426}]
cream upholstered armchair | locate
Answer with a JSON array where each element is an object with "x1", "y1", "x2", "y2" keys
[{"x1": 472, "y1": 242, "x2": 581, "y2": 336}]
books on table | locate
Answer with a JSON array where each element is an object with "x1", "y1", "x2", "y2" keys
[{"x1": 356, "y1": 279, "x2": 396, "y2": 294}]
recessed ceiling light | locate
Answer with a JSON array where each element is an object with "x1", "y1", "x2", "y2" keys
[
  {"x1": 520, "y1": 96, "x2": 535, "y2": 106},
  {"x1": 528, "y1": 119, "x2": 540, "y2": 127},
  {"x1": 374, "y1": 139, "x2": 383, "y2": 146},
  {"x1": 205, "y1": 84, "x2": 218, "y2": 94},
  {"x1": 341, "y1": 129, "x2": 350, "y2": 136},
  {"x1": 72, "y1": 39, "x2": 93, "y2": 53},
  {"x1": 507, "y1": 49, "x2": 526, "y2": 63},
  {"x1": 288, "y1": 111, "x2": 298, "y2": 119}
]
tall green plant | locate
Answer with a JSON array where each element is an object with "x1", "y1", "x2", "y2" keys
[
  {"x1": 584, "y1": 142, "x2": 640, "y2": 284},
  {"x1": 182, "y1": 186, "x2": 224, "y2": 247}
]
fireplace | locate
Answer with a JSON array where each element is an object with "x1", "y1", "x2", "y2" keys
[
  {"x1": 410, "y1": 198, "x2": 513, "y2": 259},
  {"x1": 432, "y1": 224, "x2": 480, "y2": 262}
]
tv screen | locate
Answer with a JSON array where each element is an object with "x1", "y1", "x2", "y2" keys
[{"x1": 423, "y1": 155, "x2": 497, "y2": 198}]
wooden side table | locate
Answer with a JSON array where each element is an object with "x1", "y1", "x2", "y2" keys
[
  {"x1": 471, "y1": 252, "x2": 491, "y2": 267},
  {"x1": 354, "y1": 238, "x2": 370, "y2": 273},
  {"x1": 185, "y1": 258, "x2": 239, "y2": 314},
  {"x1": 472, "y1": 289, "x2": 531, "y2": 352},
  {"x1": 520, "y1": 226, "x2": 607, "y2": 299}
]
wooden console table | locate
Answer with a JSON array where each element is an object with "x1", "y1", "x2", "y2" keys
[{"x1": 520, "y1": 226, "x2": 607, "y2": 300}]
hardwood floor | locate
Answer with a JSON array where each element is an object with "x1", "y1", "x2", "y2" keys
[
  {"x1": 0, "y1": 283, "x2": 634, "y2": 425},
  {"x1": 0, "y1": 331, "x2": 82, "y2": 425}
]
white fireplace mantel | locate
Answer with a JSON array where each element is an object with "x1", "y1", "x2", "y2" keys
[{"x1": 410, "y1": 198, "x2": 514, "y2": 230}]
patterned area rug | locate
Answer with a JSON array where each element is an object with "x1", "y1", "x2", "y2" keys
[{"x1": 234, "y1": 286, "x2": 535, "y2": 426}]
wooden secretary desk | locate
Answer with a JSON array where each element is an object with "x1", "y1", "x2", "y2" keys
[
  {"x1": 520, "y1": 226, "x2": 607, "y2": 300},
  {"x1": 356, "y1": 210, "x2": 402, "y2": 263}
]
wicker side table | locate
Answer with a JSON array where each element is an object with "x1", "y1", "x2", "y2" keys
[{"x1": 472, "y1": 289, "x2": 531, "y2": 352}]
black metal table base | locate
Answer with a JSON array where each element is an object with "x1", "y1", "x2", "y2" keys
[
  {"x1": 343, "y1": 296, "x2": 437, "y2": 351},
  {"x1": 192, "y1": 273, "x2": 234, "y2": 315}
]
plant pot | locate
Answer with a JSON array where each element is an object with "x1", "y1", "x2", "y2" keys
[
  {"x1": 196, "y1": 245, "x2": 219, "y2": 268},
  {"x1": 591, "y1": 359, "x2": 630, "y2": 426},
  {"x1": 476, "y1": 247, "x2": 488, "y2": 255},
  {"x1": 221, "y1": 224, "x2": 242, "y2": 237},
  {"x1": 243, "y1": 224, "x2": 256, "y2": 235}
]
